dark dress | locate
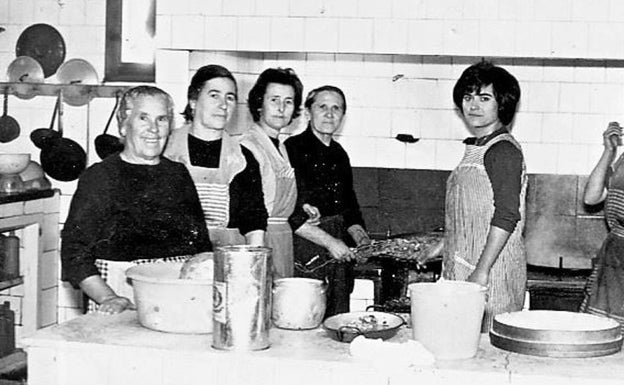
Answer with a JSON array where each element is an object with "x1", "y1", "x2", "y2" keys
[
  {"x1": 285, "y1": 126, "x2": 366, "y2": 317},
  {"x1": 581, "y1": 157, "x2": 624, "y2": 331},
  {"x1": 61, "y1": 154, "x2": 212, "y2": 288}
]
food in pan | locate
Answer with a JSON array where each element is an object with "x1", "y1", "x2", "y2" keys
[
  {"x1": 345, "y1": 314, "x2": 390, "y2": 332},
  {"x1": 353, "y1": 233, "x2": 443, "y2": 263}
]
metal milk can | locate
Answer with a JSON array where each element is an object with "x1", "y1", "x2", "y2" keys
[{"x1": 212, "y1": 245, "x2": 272, "y2": 351}]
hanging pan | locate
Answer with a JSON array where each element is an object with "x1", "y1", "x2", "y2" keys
[
  {"x1": 39, "y1": 90, "x2": 87, "y2": 182},
  {"x1": 56, "y1": 58, "x2": 99, "y2": 106},
  {"x1": 6, "y1": 56, "x2": 45, "y2": 100},
  {"x1": 0, "y1": 89, "x2": 20, "y2": 143},
  {"x1": 15, "y1": 23, "x2": 66, "y2": 78},
  {"x1": 95, "y1": 92, "x2": 124, "y2": 160},
  {"x1": 30, "y1": 95, "x2": 60, "y2": 149}
]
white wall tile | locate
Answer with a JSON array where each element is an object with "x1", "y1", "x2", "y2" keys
[
  {"x1": 425, "y1": 0, "x2": 463, "y2": 19},
  {"x1": 391, "y1": 108, "x2": 418, "y2": 138},
  {"x1": 523, "y1": 143, "x2": 559, "y2": 174},
  {"x1": 289, "y1": 0, "x2": 323, "y2": 17},
  {"x1": 158, "y1": 0, "x2": 191, "y2": 15},
  {"x1": 574, "y1": 65, "x2": 606, "y2": 83},
  {"x1": 223, "y1": 0, "x2": 255, "y2": 16},
  {"x1": 324, "y1": 0, "x2": 358, "y2": 18},
  {"x1": 33, "y1": 0, "x2": 61, "y2": 24},
  {"x1": 391, "y1": 0, "x2": 425, "y2": 19},
  {"x1": 57, "y1": 281, "x2": 82, "y2": 308},
  {"x1": 514, "y1": 22, "x2": 551, "y2": 57},
  {"x1": 422, "y1": 56, "x2": 454, "y2": 80},
  {"x1": 256, "y1": 0, "x2": 290, "y2": 17},
  {"x1": 337, "y1": 136, "x2": 377, "y2": 168},
  {"x1": 171, "y1": 15, "x2": 205, "y2": 49},
  {"x1": 271, "y1": 17, "x2": 305, "y2": 52},
  {"x1": 551, "y1": 22, "x2": 588, "y2": 58},
  {"x1": 419, "y1": 109, "x2": 454, "y2": 140},
  {"x1": 480, "y1": 21, "x2": 516, "y2": 57},
  {"x1": 305, "y1": 53, "x2": 335, "y2": 76},
  {"x1": 500, "y1": 0, "x2": 536, "y2": 21},
  {"x1": 407, "y1": 20, "x2": 444, "y2": 55},
  {"x1": 541, "y1": 113, "x2": 574, "y2": 143},
  {"x1": 463, "y1": 0, "x2": 499, "y2": 20},
  {"x1": 524, "y1": 81, "x2": 560, "y2": 113},
  {"x1": 405, "y1": 139, "x2": 436, "y2": 170},
  {"x1": 333, "y1": 53, "x2": 365, "y2": 77},
  {"x1": 434, "y1": 139, "x2": 464, "y2": 170},
  {"x1": 542, "y1": 63, "x2": 575, "y2": 82},
  {"x1": 444, "y1": 19, "x2": 480, "y2": 55},
  {"x1": 557, "y1": 144, "x2": 590, "y2": 174},
  {"x1": 373, "y1": 18, "x2": 408, "y2": 54},
  {"x1": 589, "y1": 23, "x2": 624, "y2": 59},
  {"x1": 0, "y1": 0, "x2": 9, "y2": 24},
  {"x1": 202, "y1": 16, "x2": 238, "y2": 50},
  {"x1": 156, "y1": 50, "x2": 190, "y2": 84},
  {"x1": 571, "y1": 0, "x2": 609, "y2": 22},
  {"x1": 571, "y1": 114, "x2": 606, "y2": 145},
  {"x1": 358, "y1": 0, "x2": 392, "y2": 18},
  {"x1": 535, "y1": 0, "x2": 572, "y2": 21},
  {"x1": 559, "y1": 83, "x2": 592, "y2": 113},
  {"x1": 238, "y1": 17, "x2": 271, "y2": 51},
  {"x1": 512, "y1": 112, "x2": 543, "y2": 144},
  {"x1": 590, "y1": 83, "x2": 624, "y2": 114},
  {"x1": 9, "y1": 0, "x2": 35, "y2": 24},
  {"x1": 375, "y1": 137, "x2": 406, "y2": 168},
  {"x1": 304, "y1": 18, "x2": 339, "y2": 52},
  {"x1": 338, "y1": 19, "x2": 374, "y2": 53}
]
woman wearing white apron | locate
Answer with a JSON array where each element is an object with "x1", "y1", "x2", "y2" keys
[
  {"x1": 164, "y1": 65, "x2": 267, "y2": 248},
  {"x1": 425, "y1": 61, "x2": 527, "y2": 332},
  {"x1": 240, "y1": 68, "x2": 308, "y2": 278},
  {"x1": 61, "y1": 86, "x2": 211, "y2": 315}
]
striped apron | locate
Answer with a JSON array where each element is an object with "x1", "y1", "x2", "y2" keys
[
  {"x1": 164, "y1": 125, "x2": 246, "y2": 247},
  {"x1": 443, "y1": 133, "x2": 527, "y2": 332},
  {"x1": 240, "y1": 125, "x2": 297, "y2": 278},
  {"x1": 580, "y1": 155, "x2": 624, "y2": 332}
]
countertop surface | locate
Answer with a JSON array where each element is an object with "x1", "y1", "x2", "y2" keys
[{"x1": 23, "y1": 311, "x2": 624, "y2": 383}]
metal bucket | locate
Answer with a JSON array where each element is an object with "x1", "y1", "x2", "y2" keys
[{"x1": 212, "y1": 245, "x2": 272, "y2": 351}]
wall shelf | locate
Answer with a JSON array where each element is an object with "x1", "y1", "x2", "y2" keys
[
  {"x1": 0, "y1": 275, "x2": 23, "y2": 292},
  {"x1": 0, "y1": 82, "x2": 130, "y2": 100}
]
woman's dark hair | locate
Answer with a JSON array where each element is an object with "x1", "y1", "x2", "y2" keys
[
  {"x1": 248, "y1": 68, "x2": 304, "y2": 123},
  {"x1": 452, "y1": 60, "x2": 520, "y2": 126},
  {"x1": 182, "y1": 64, "x2": 237, "y2": 122},
  {"x1": 304, "y1": 85, "x2": 347, "y2": 114}
]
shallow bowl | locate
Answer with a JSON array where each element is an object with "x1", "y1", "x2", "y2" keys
[{"x1": 0, "y1": 154, "x2": 31, "y2": 175}]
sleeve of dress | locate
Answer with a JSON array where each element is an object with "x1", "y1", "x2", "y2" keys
[
  {"x1": 177, "y1": 164, "x2": 212, "y2": 252},
  {"x1": 340, "y1": 151, "x2": 366, "y2": 229},
  {"x1": 484, "y1": 141, "x2": 524, "y2": 233},
  {"x1": 231, "y1": 146, "x2": 268, "y2": 235},
  {"x1": 60, "y1": 167, "x2": 111, "y2": 288},
  {"x1": 285, "y1": 139, "x2": 310, "y2": 231}
]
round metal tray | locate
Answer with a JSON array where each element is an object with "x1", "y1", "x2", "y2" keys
[{"x1": 490, "y1": 310, "x2": 623, "y2": 358}]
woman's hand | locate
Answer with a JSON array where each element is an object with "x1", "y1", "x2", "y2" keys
[
  {"x1": 603, "y1": 121, "x2": 622, "y2": 150},
  {"x1": 347, "y1": 224, "x2": 371, "y2": 247},
  {"x1": 327, "y1": 237, "x2": 355, "y2": 262},
  {"x1": 97, "y1": 295, "x2": 134, "y2": 315},
  {"x1": 303, "y1": 203, "x2": 321, "y2": 226}
]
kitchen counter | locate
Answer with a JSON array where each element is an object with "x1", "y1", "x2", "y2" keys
[{"x1": 23, "y1": 311, "x2": 624, "y2": 385}]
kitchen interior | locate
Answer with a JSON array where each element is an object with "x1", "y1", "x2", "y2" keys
[{"x1": 0, "y1": 0, "x2": 624, "y2": 384}]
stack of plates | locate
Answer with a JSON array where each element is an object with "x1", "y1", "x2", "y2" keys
[{"x1": 490, "y1": 310, "x2": 623, "y2": 358}]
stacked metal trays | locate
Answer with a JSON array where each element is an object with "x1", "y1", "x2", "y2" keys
[{"x1": 490, "y1": 310, "x2": 623, "y2": 358}]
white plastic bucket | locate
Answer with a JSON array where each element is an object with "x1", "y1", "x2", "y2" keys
[{"x1": 409, "y1": 281, "x2": 486, "y2": 360}]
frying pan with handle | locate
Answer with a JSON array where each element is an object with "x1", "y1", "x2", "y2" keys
[
  {"x1": 30, "y1": 95, "x2": 60, "y2": 149},
  {"x1": 39, "y1": 90, "x2": 87, "y2": 182},
  {"x1": 0, "y1": 89, "x2": 20, "y2": 143},
  {"x1": 95, "y1": 92, "x2": 124, "y2": 160}
]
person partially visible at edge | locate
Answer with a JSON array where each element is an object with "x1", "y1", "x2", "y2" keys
[
  {"x1": 580, "y1": 121, "x2": 624, "y2": 332},
  {"x1": 61, "y1": 86, "x2": 212, "y2": 315},
  {"x1": 164, "y1": 64, "x2": 267, "y2": 248},
  {"x1": 241, "y1": 67, "x2": 321, "y2": 278},
  {"x1": 285, "y1": 85, "x2": 371, "y2": 318},
  {"x1": 425, "y1": 60, "x2": 527, "y2": 332}
]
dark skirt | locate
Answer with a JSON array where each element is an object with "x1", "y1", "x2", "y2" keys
[
  {"x1": 293, "y1": 215, "x2": 354, "y2": 318},
  {"x1": 580, "y1": 233, "x2": 624, "y2": 331}
]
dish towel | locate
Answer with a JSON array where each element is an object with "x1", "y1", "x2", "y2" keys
[{"x1": 349, "y1": 335, "x2": 435, "y2": 371}]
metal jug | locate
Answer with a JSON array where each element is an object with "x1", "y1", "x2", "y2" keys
[{"x1": 212, "y1": 245, "x2": 272, "y2": 351}]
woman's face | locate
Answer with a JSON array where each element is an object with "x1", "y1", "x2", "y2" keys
[
  {"x1": 461, "y1": 84, "x2": 501, "y2": 134},
  {"x1": 191, "y1": 77, "x2": 237, "y2": 131},
  {"x1": 259, "y1": 83, "x2": 295, "y2": 131},
  {"x1": 307, "y1": 90, "x2": 345, "y2": 137},
  {"x1": 119, "y1": 94, "x2": 171, "y2": 165}
]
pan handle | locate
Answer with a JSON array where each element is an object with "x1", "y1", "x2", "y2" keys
[
  {"x1": 337, "y1": 325, "x2": 362, "y2": 342},
  {"x1": 103, "y1": 92, "x2": 121, "y2": 134},
  {"x1": 57, "y1": 89, "x2": 63, "y2": 136}
]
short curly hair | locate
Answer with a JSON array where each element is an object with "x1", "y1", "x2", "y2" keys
[
  {"x1": 117, "y1": 85, "x2": 174, "y2": 131},
  {"x1": 452, "y1": 60, "x2": 520, "y2": 126},
  {"x1": 182, "y1": 64, "x2": 237, "y2": 123},
  {"x1": 247, "y1": 67, "x2": 304, "y2": 123}
]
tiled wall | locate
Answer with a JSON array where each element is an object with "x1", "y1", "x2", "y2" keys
[{"x1": 0, "y1": 0, "x2": 622, "y2": 321}]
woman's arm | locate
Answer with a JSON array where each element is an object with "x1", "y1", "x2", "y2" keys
[
  {"x1": 468, "y1": 226, "x2": 510, "y2": 286},
  {"x1": 584, "y1": 122, "x2": 622, "y2": 205},
  {"x1": 79, "y1": 275, "x2": 133, "y2": 315},
  {"x1": 294, "y1": 223, "x2": 355, "y2": 261}
]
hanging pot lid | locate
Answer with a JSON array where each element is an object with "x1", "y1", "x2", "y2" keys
[
  {"x1": 56, "y1": 58, "x2": 99, "y2": 106},
  {"x1": 6, "y1": 56, "x2": 45, "y2": 100},
  {"x1": 15, "y1": 23, "x2": 66, "y2": 78}
]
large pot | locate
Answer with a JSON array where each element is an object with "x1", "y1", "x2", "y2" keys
[
  {"x1": 272, "y1": 277, "x2": 326, "y2": 330},
  {"x1": 125, "y1": 259, "x2": 213, "y2": 334}
]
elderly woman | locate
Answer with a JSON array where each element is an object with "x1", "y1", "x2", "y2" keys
[
  {"x1": 427, "y1": 60, "x2": 526, "y2": 331},
  {"x1": 240, "y1": 67, "x2": 315, "y2": 278},
  {"x1": 164, "y1": 64, "x2": 267, "y2": 247},
  {"x1": 61, "y1": 86, "x2": 211, "y2": 315}
]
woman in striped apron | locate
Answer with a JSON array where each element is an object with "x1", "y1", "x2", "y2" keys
[
  {"x1": 438, "y1": 61, "x2": 527, "y2": 332},
  {"x1": 61, "y1": 86, "x2": 212, "y2": 315},
  {"x1": 580, "y1": 122, "x2": 624, "y2": 331},
  {"x1": 240, "y1": 68, "x2": 309, "y2": 278},
  {"x1": 165, "y1": 64, "x2": 267, "y2": 248}
]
